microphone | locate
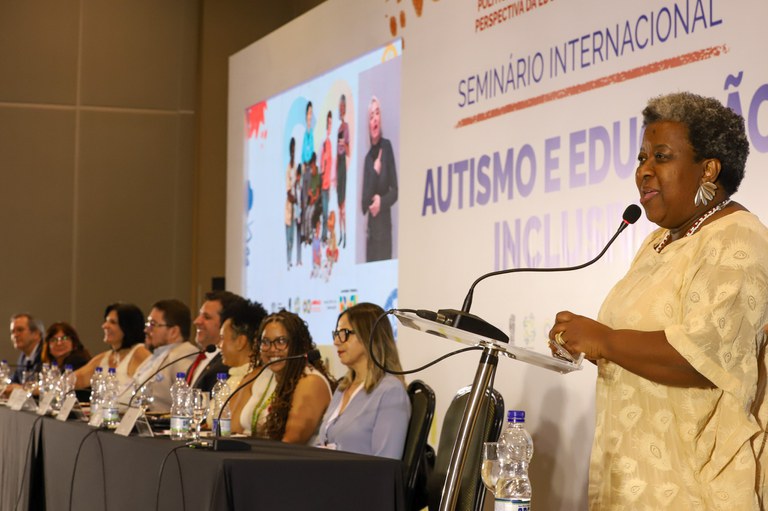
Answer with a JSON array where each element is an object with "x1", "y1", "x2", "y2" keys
[
  {"x1": 210, "y1": 349, "x2": 322, "y2": 452},
  {"x1": 422, "y1": 205, "x2": 642, "y2": 342},
  {"x1": 126, "y1": 344, "x2": 217, "y2": 408}
]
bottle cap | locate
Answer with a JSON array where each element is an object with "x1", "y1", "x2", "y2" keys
[
  {"x1": 217, "y1": 372, "x2": 228, "y2": 380},
  {"x1": 108, "y1": 367, "x2": 116, "y2": 374},
  {"x1": 65, "y1": 364, "x2": 73, "y2": 370},
  {"x1": 507, "y1": 410, "x2": 525, "y2": 423},
  {"x1": 95, "y1": 367, "x2": 103, "y2": 372},
  {"x1": 176, "y1": 372, "x2": 186, "y2": 379}
]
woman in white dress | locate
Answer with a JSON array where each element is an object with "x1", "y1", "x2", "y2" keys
[{"x1": 74, "y1": 303, "x2": 150, "y2": 400}]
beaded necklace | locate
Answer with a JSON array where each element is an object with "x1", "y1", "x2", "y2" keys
[{"x1": 654, "y1": 198, "x2": 732, "y2": 253}]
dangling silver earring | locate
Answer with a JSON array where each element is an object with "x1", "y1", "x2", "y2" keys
[{"x1": 694, "y1": 181, "x2": 717, "y2": 207}]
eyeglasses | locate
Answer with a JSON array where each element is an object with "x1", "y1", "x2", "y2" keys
[
  {"x1": 144, "y1": 320, "x2": 170, "y2": 330},
  {"x1": 258, "y1": 336, "x2": 290, "y2": 350},
  {"x1": 49, "y1": 335, "x2": 71, "y2": 344},
  {"x1": 332, "y1": 328, "x2": 355, "y2": 343}
]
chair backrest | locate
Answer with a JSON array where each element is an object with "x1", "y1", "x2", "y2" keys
[
  {"x1": 402, "y1": 380, "x2": 436, "y2": 511},
  {"x1": 427, "y1": 385, "x2": 504, "y2": 511}
]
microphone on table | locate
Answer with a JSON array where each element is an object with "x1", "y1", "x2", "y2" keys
[
  {"x1": 126, "y1": 344, "x2": 217, "y2": 408},
  {"x1": 416, "y1": 204, "x2": 643, "y2": 342},
  {"x1": 210, "y1": 349, "x2": 322, "y2": 452}
]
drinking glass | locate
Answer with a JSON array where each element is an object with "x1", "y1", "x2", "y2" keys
[
  {"x1": 481, "y1": 442, "x2": 503, "y2": 492},
  {"x1": 22, "y1": 370, "x2": 38, "y2": 396},
  {"x1": 131, "y1": 381, "x2": 155, "y2": 412},
  {"x1": 190, "y1": 389, "x2": 209, "y2": 441}
]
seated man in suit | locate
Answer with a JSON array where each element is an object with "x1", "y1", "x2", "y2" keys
[
  {"x1": 187, "y1": 290, "x2": 248, "y2": 392},
  {"x1": 131, "y1": 299, "x2": 198, "y2": 412},
  {"x1": 9, "y1": 313, "x2": 44, "y2": 384}
]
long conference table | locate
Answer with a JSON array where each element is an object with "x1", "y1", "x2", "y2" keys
[{"x1": 0, "y1": 406, "x2": 405, "y2": 511}]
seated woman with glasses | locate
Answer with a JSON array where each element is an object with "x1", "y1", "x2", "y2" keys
[
  {"x1": 236, "y1": 310, "x2": 335, "y2": 444},
  {"x1": 74, "y1": 303, "x2": 150, "y2": 399},
  {"x1": 316, "y1": 302, "x2": 410, "y2": 459},
  {"x1": 41, "y1": 322, "x2": 92, "y2": 370}
]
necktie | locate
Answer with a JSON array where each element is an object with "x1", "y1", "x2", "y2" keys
[{"x1": 186, "y1": 352, "x2": 207, "y2": 385}]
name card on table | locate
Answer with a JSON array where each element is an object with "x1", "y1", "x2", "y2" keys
[
  {"x1": 57, "y1": 394, "x2": 77, "y2": 421},
  {"x1": 115, "y1": 407, "x2": 154, "y2": 437},
  {"x1": 8, "y1": 388, "x2": 36, "y2": 411},
  {"x1": 37, "y1": 393, "x2": 55, "y2": 415},
  {"x1": 57, "y1": 394, "x2": 87, "y2": 421},
  {"x1": 88, "y1": 409, "x2": 104, "y2": 428}
]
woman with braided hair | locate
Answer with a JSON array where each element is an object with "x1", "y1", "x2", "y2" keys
[{"x1": 243, "y1": 310, "x2": 335, "y2": 443}]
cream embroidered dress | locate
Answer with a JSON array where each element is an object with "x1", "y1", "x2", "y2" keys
[{"x1": 592, "y1": 211, "x2": 768, "y2": 510}]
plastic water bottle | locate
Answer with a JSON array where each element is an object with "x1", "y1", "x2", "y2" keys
[
  {"x1": 170, "y1": 372, "x2": 191, "y2": 440},
  {"x1": 62, "y1": 365, "x2": 76, "y2": 395},
  {"x1": 43, "y1": 364, "x2": 60, "y2": 407},
  {"x1": 58, "y1": 364, "x2": 76, "y2": 405},
  {"x1": 0, "y1": 360, "x2": 9, "y2": 393},
  {"x1": 89, "y1": 367, "x2": 105, "y2": 416},
  {"x1": 102, "y1": 368, "x2": 120, "y2": 429},
  {"x1": 495, "y1": 410, "x2": 533, "y2": 511},
  {"x1": 211, "y1": 373, "x2": 232, "y2": 436}
]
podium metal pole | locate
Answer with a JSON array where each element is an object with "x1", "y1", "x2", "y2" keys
[{"x1": 438, "y1": 344, "x2": 499, "y2": 511}]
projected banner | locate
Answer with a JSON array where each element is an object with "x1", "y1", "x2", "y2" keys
[{"x1": 243, "y1": 41, "x2": 402, "y2": 341}]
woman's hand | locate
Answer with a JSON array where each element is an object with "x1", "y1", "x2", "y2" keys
[
  {"x1": 548, "y1": 311, "x2": 714, "y2": 387},
  {"x1": 548, "y1": 310, "x2": 614, "y2": 362}
]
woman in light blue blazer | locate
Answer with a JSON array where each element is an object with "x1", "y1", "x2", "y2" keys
[{"x1": 317, "y1": 303, "x2": 410, "y2": 459}]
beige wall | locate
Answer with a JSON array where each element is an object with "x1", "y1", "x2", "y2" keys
[{"x1": 0, "y1": 0, "x2": 323, "y2": 362}]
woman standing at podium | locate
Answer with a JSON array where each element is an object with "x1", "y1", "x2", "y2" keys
[
  {"x1": 316, "y1": 302, "x2": 410, "y2": 459},
  {"x1": 549, "y1": 92, "x2": 768, "y2": 510}
]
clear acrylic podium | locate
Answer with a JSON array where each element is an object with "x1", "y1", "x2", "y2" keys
[{"x1": 393, "y1": 311, "x2": 582, "y2": 511}]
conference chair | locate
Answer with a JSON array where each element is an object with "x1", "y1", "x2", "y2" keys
[
  {"x1": 427, "y1": 385, "x2": 505, "y2": 511},
  {"x1": 402, "y1": 380, "x2": 436, "y2": 511}
]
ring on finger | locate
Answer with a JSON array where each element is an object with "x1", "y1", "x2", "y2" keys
[{"x1": 555, "y1": 331, "x2": 566, "y2": 346}]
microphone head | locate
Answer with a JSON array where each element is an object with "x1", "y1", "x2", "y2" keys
[
  {"x1": 204, "y1": 344, "x2": 217, "y2": 353},
  {"x1": 623, "y1": 204, "x2": 642, "y2": 225},
  {"x1": 306, "y1": 349, "x2": 321, "y2": 363}
]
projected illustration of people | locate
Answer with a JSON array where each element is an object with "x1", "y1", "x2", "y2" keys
[
  {"x1": 285, "y1": 137, "x2": 296, "y2": 270},
  {"x1": 321, "y1": 110, "x2": 333, "y2": 244},
  {"x1": 361, "y1": 96, "x2": 398, "y2": 262},
  {"x1": 325, "y1": 210, "x2": 338, "y2": 279},
  {"x1": 294, "y1": 163, "x2": 303, "y2": 266},
  {"x1": 337, "y1": 95, "x2": 350, "y2": 248},
  {"x1": 306, "y1": 152, "x2": 321, "y2": 247},
  {"x1": 301, "y1": 101, "x2": 314, "y2": 168}
]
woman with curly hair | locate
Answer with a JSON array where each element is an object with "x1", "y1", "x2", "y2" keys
[
  {"x1": 550, "y1": 92, "x2": 768, "y2": 509},
  {"x1": 243, "y1": 310, "x2": 334, "y2": 443}
]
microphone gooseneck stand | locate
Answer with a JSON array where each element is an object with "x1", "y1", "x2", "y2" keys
[
  {"x1": 438, "y1": 345, "x2": 499, "y2": 511},
  {"x1": 435, "y1": 204, "x2": 641, "y2": 511}
]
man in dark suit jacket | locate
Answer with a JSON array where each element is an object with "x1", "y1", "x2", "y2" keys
[
  {"x1": 188, "y1": 291, "x2": 249, "y2": 392},
  {"x1": 9, "y1": 313, "x2": 43, "y2": 384}
]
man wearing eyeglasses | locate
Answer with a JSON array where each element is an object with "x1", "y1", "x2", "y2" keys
[
  {"x1": 9, "y1": 313, "x2": 44, "y2": 384},
  {"x1": 188, "y1": 291, "x2": 249, "y2": 392},
  {"x1": 131, "y1": 299, "x2": 198, "y2": 412}
]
